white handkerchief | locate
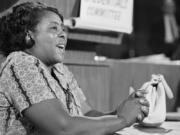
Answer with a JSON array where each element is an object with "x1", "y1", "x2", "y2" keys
[{"x1": 139, "y1": 74, "x2": 173, "y2": 127}]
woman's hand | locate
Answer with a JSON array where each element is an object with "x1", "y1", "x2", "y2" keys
[
  {"x1": 129, "y1": 86, "x2": 148, "y2": 98},
  {"x1": 116, "y1": 89, "x2": 149, "y2": 127}
]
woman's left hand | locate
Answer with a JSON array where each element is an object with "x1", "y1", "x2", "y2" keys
[
  {"x1": 129, "y1": 86, "x2": 148, "y2": 98},
  {"x1": 116, "y1": 87, "x2": 150, "y2": 123}
]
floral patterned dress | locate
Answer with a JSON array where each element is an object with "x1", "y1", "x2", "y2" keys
[{"x1": 0, "y1": 51, "x2": 86, "y2": 135}]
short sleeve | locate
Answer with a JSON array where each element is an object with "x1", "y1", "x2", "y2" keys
[{"x1": 7, "y1": 55, "x2": 57, "y2": 114}]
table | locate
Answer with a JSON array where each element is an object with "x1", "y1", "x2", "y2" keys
[{"x1": 116, "y1": 122, "x2": 180, "y2": 135}]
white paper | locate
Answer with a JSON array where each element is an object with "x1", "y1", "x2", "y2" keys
[{"x1": 64, "y1": 0, "x2": 134, "y2": 33}]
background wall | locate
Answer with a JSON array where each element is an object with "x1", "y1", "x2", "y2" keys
[{"x1": 2, "y1": 0, "x2": 180, "y2": 58}]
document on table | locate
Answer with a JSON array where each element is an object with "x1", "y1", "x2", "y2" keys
[{"x1": 116, "y1": 122, "x2": 180, "y2": 135}]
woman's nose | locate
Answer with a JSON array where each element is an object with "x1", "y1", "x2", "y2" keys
[{"x1": 57, "y1": 31, "x2": 67, "y2": 40}]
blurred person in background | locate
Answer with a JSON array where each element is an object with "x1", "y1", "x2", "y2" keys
[{"x1": 148, "y1": 0, "x2": 180, "y2": 60}]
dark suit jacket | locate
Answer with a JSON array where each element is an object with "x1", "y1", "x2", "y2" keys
[{"x1": 147, "y1": 0, "x2": 180, "y2": 59}]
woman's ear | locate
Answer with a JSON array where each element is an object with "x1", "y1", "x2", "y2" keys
[
  {"x1": 25, "y1": 30, "x2": 35, "y2": 48},
  {"x1": 27, "y1": 30, "x2": 35, "y2": 39}
]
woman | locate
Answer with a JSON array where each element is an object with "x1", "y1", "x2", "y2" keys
[{"x1": 0, "y1": 2, "x2": 149, "y2": 135}]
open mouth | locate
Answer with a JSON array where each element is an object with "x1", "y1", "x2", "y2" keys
[{"x1": 57, "y1": 44, "x2": 65, "y2": 49}]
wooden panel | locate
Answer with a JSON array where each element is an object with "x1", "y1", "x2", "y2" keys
[
  {"x1": 68, "y1": 30, "x2": 123, "y2": 45},
  {"x1": 65, "y1": 61, "x2": 111, "y2": 112}
]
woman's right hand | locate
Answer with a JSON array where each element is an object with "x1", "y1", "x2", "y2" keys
[{"x1": 116, "y1": 95, "x2": 149, "y2": 127}]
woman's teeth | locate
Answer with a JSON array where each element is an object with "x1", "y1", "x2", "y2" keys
[{"x1": 57, "y1": 45, "x2": 64, "y2": 49}]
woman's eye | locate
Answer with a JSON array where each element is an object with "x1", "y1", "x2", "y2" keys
[
  {"x1": 51, "y1": 26, "x2": 58, "y2": 31},
  {"x1": 50, "y1": 25, "x2": 65, "y2": 34}
]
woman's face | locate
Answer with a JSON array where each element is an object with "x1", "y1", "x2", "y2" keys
[{"x1": 27, "y1": 11, "x2": 67, "y2": 66}]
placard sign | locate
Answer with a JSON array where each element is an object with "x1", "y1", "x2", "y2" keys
[{"x1": 74, "y1": 0, "x2": 133, "y2": 33}]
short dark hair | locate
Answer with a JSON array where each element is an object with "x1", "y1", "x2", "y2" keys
[{"x1": 0, "y1": 2, "x2": 63, "y2": 56}]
